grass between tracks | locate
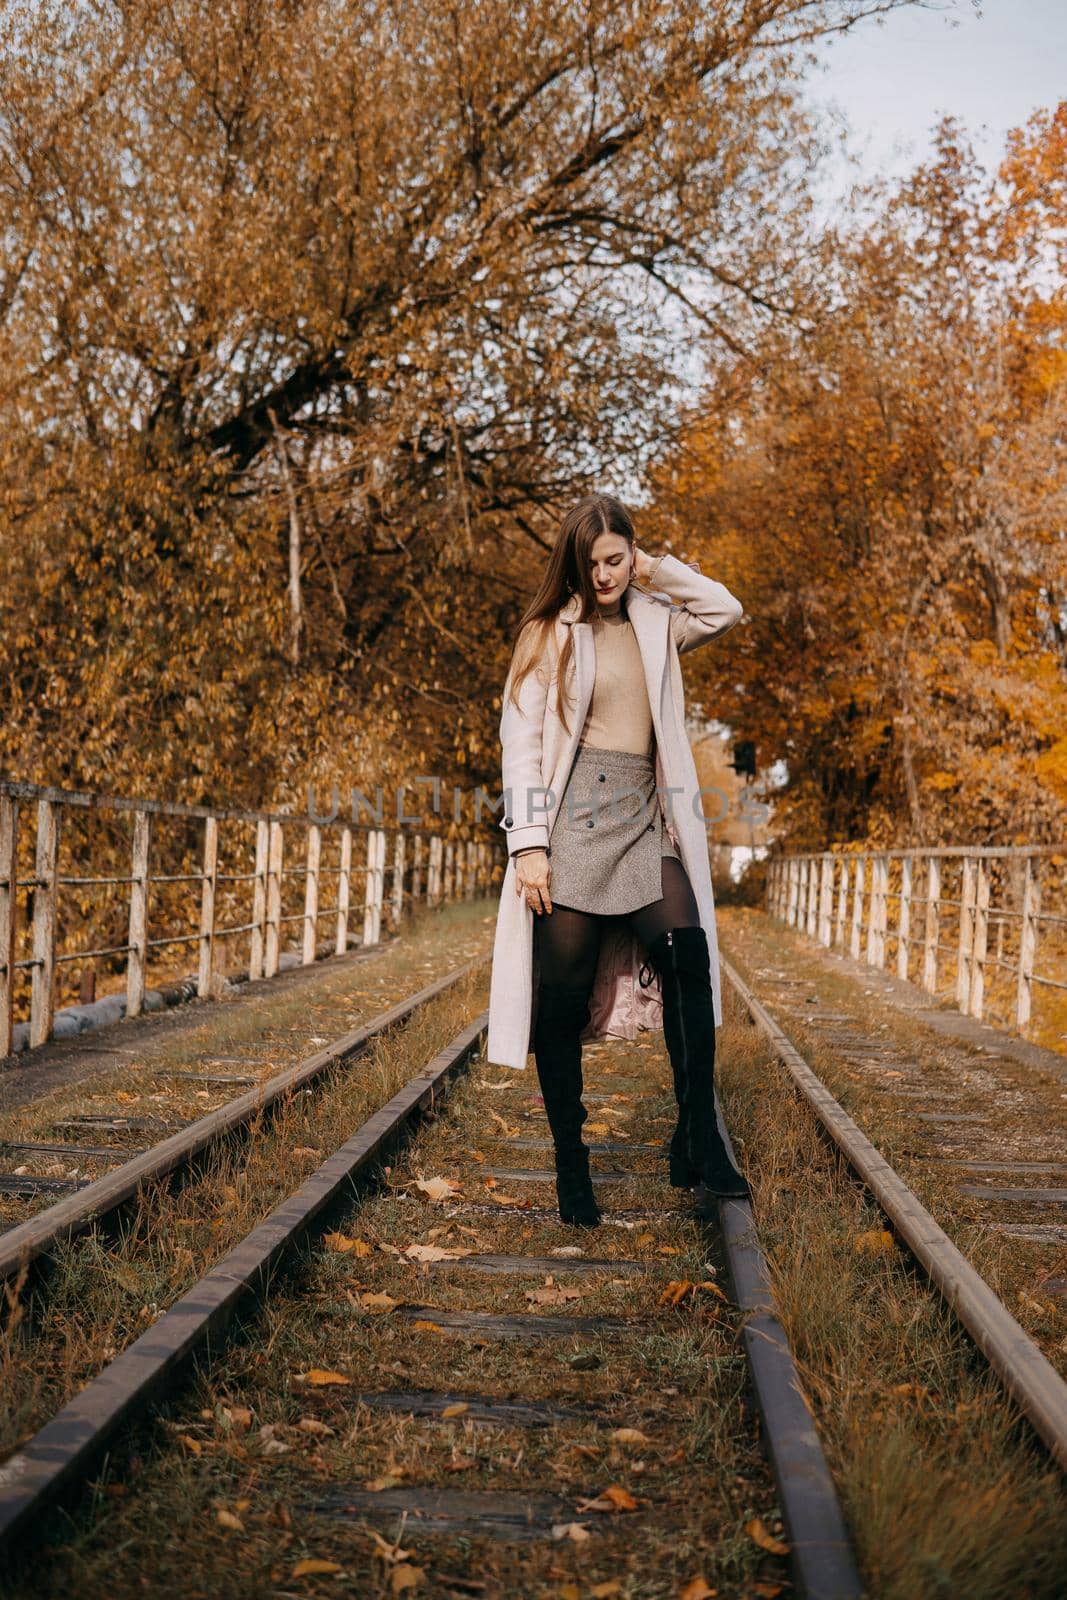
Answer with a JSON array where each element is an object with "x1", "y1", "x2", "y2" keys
[
  {"x1": 723, "y1": 908, "x2": 1067, "y2": 1372},
  {"x1": 1, "y1": 917, "x2": 1065, "y2": 1599}
]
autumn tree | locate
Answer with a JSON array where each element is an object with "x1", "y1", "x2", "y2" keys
[
  {"x1": 648, "y1": 107, "x2": 1067, "y2": 848},
  {"x1": 0, "y1": 0, "x2": 926, "y2": 815}
]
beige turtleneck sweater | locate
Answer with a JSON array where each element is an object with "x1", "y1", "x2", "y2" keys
[{"x1": 579, "y1": 607, "x2": 654, "y2": 756}]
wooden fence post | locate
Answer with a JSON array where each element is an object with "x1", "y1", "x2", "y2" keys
[
  {"x1": 834, "y1": 859, "x2": 849, "y2": 948},
  {"x1": 30, "y1": 800, "x2": 61, "y2": 1048},
  {"x1": 392, "y1": 831, "x2": 406, "y2": 927},
  {"x1": 126, "y1": 810, "x2": 151, "y2": 1018},
  {"x1": 430, "y1": 836, "x2": 442, "y2": 906},
  {"x1": 250, "y1": 818, "x2": 269, "y2": 980},
  {"x1": 1016, "y1": 857, "x2": 1041, "y2": 1034},
  {"x1": 787, "y1": 858, "x2": 799, "y2": 927},
  {"x1": 363, "y1": 829, "x2": 378, "y2": 947},
  {"x1": 922, "y1": 855, "x2": 941, "y2": 994},
  {"x1": 302, "y1": 823, "x2": 321, "y2": 965},
  {"x1": 849, "y1": 856, "x2": 865, "y2": 961},
  {"x1": 373, "y1": 829, "x2": 386, "y2": 940},
  {"x1": 335, "y1": 826, "x2": 352, "y2": 955},
  {"x1": 412, "y1": 835, "x2": 424, "y2": 905},
  {"x1": 197, "y1": 815, "x2": 218, "y2": 999},
  {"x1": 956, "y1": 855, "x2": 975, "y2": 1011},
  {"x1": 897, "y1": 855, "x2": 912, "y2": 982},
  {"x1": 0, "y1": 796, "x2": 18, "y2": 1057},
  {"x1": 818, "y1": 855, "x2": 833, "y2": 945},
  {"x1": 968, "y1": 856, "x2": 990, "y2": 1019},
  {"x1": 866, "y1": 854, "x2": 887, "y2": 968},
  {"x1": 265, "y1": 820, "x2": 283, "y2": 978}
]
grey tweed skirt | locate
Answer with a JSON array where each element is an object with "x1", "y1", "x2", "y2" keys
[{"x1": 548, "y1": 743, "x2": 680, "y2": 916}]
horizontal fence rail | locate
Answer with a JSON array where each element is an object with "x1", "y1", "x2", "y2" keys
[
  {"x1": 0, "y1": 780, "x2": 502, "y2": 1057},
  {"x1": 765, "y1": 845, "x2": 1067, "y2": 1049}
]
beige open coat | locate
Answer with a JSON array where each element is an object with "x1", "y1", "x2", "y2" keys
[{"x1": 486, "y1": 554, "x2": 744, "y2": 1072}]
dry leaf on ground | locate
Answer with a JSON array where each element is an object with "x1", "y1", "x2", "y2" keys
[
  {"x1": 525, "y1": 1284, "x2": 583, "y2": 1306},
  {"x1": 297, "y1": 1418, "x2": 334, "y2": 1437},
  {"x1": 355, "y1": 1291, "x2": 398, "y2": 1312},
  {"x1": 216, "y1": 1508, "x2": 244, "y2": 1532},
  {"x1": 551, "y1": 1522, "x2": 592, "y2": 1543},
  {"x1": 745, "y1": 1517, "x2": 790, "y2": 1555},
  {"x1": 576, "y1": 1484, "x2": 640, "y2": 1513},
  {"x1": 298, "y1": 1368, "x2": 351, "y2": 1387},
  {"x1": 854, "y1": 1230, "x2": 896, "y2": 1256},
  {"x1": 679, "y1": 1580, "x2": 717, "y2": 1600},
  {"x1": 403, "y1": 1243, "x2": 471, "y2": 1263},
  {"x1": 414, "y1": 1175, "x2": 462, "y2": 1202},
  {"x1": 367, "y1": 1531, "x2": 413, "y2": 1563},
  {"x1": 324, "y1": 1232, "x2": 373, "y2": 1255},
  {"x1": 390, "y1": 1565, "x2": 424, "y2": 1594},
  {"x1": 292, "y1": 1559, "x2": 344, "y2": 1578}
]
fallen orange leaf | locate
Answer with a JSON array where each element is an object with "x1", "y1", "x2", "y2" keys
[
  {"x1": 292, "y1": 1558, "x2": 344, "y2": 1578},
  {"x1": 854, "y1": 1230, "x2": 895, "y2": 1256},
  {"x1": 746, "y1": 1517, "x2": 790, "y2": 1556}
]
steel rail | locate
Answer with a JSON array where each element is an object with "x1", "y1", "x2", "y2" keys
[
  {"x1": 0, "y1": 957, "x2": 488, "y2": 1283},
  {"x1": 710, "y1": 1115, "x2": 864, "y2": 1600},
  {"x1": 722, "y1": 955, "x2": 1067, "y2": 1472}
]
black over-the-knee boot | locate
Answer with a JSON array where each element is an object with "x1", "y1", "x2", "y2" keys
[
  {"x1": 531, "y1": 980, "x2": 602, "y2": 1227},
  {"x1": 642, "y1": 927, "x2": 750, "y2": 1200}
]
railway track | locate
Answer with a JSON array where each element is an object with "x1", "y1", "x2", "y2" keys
[
  {"x1": 721, "y1": 959, "x2": 1067, "y2": 1472},
  {"x1": 0, "y1": 959, "x2": 484, "y2": 1284},
  {"x1": 0, "y1": 972, "x2": 863, "y2": 1599},
  {"x1": 0, "y1": 945, "x2": 1063, "y2": 1596}
]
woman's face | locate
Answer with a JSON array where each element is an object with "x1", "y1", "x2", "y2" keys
[{"x1": 588, "y1": 532, "x2": 632, "y2": 611}]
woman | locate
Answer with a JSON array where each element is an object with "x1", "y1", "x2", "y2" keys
[{"x1": 486, "y1": 494, "x2": 750, "y2": 1226}]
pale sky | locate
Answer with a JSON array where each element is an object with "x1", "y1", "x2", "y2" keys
[{"x1": 805, "y1": 0, "x2": 1065, "y2": 196}]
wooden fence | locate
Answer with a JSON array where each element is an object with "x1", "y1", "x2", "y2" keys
[
  {"x1": 0, "y1": 779, "x2": 500, "y2": 1056},
  {"x1": 765, "y1": 845, "x2": 1066, "y2": 1046}
]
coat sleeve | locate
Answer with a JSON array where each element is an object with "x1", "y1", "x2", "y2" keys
[
  {"x1": 498, "y1": 631, "x2": 554, "y2": 857},
  {"x1": 650, "y1": 552, "x2": 744, "y2": 656}
]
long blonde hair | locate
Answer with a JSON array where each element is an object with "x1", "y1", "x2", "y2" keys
[{"x1": 505, "y1": 494, "x2": 636, "y2": 737}]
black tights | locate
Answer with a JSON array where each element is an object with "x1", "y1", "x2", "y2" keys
[{"x1": 533, "y1": 855, "x2": 700, "y2": 993}]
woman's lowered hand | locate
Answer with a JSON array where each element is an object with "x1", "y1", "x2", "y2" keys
[{"x1": 514, "y1": 848, "x2": 553, "y2": 915}]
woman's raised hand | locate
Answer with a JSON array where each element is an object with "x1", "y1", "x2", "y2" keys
[{"x1": 514, "y1": 848, "x2": 553, "y2": 915}]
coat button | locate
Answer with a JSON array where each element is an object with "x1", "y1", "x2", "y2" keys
[
  {"x1": 586, "y1": 819, "x2": 594, "y2": 828},
  {"x1": 504, "y1": 816, "x2": 513, "y2": 826},
  {"x1": 597, "y1": 773, "x2": 606, "y2": 782}
]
